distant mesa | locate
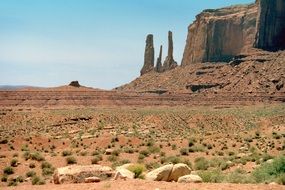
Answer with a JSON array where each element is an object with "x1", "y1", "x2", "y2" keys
[{"x1": 69, "y1": 81, "x2": 81, "y2": 87}]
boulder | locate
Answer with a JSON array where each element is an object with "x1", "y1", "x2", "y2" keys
[
  {"x1": 114, "y1": 168, "x2": 134, "y2": 180},
  {"x1": 69, "y1": 81, "x2": 80, "y2": 87},
  {"x1": 168, "y1": 163, "x2": 192, "y2": 182},
  {"x1": 145, "y1": 164, "x2": 173, "y2": 181},
  {"x1": 53, "y1": 165, "x2": 114, "y2": 184},
  {"x1": 178, "y1": 174, "x2": 203, "y2": 183},
  {"x1": 84, "y1": 176, "x2": 100, "y2": 183}
]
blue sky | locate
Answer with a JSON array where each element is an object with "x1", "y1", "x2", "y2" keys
[{"x1": 0, "y1": 0, "x2": 254, "y2": 89}]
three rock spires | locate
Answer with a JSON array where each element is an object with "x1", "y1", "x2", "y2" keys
[{"x1": 140, "y1": 31, "x2": 177, "y2": 76}]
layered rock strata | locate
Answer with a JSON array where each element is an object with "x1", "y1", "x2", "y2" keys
[
  {"x1": 254, "y1": 0, "x2": 285, "y2": 51},
  {"x1": 181, "y1": 4, "x2": 258, "y2": 65}
]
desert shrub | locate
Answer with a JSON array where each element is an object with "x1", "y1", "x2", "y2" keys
[
  {"x1": 10, "y1": 158, "x2": 18, "y2": 167},
  {"x1": 252, "y1": 156, "x2": 285, "y2": 183},
  {"x1": 3, "y1": 166, "x2": 14, "y2": 175},
  {"x1": 0, "y1": 139, "x2": 8, "y2": 144},
  {"x1": 225, "y1": 169, "x2": 255, "y2": 184},
  {"x1": 91, "y1": 156, "x2": 102, "y2": 164},
  {"x1": 8, "y1": 180, "x2": 17, "y2": 186},
  {"x1": 124, "y1": 147, "x2": 134, "y2": 154},
  {"x1": 188, "y1": 138, "x2": 196, "y2": 147},
  {"x1": 30, "y1": 152, "x2": 45, "y2": 161},
  {"x1": 41, "y1": 161, "x2": 55, "y2": 176},
  {"x1": 276, "y1": 173, "x2": 285, "y2": 185},
  {"x1": 261, "y1": 153, "x2": 273, "y2": 162},
  {"x1": 16, "y1": 175, "x2": 24, "y2": 183},
  {"x1": 198, "y1": 169, "x2": 224, "y2": 183},
  {"x1": 111, "y1": 159, "x2": 131, "y2": 168},
  {"x1": 107, "y1": 155, "x2": 118, "y2": 162},
  {"x1": 194, "y1": 157, "x2": 209, "y2": 170},
  {"x1": 21, "y1": 144, "x2": 29, "y2": 151},
  {"x1": 189, "y1": 144, "x2": 205, "y2": 152},
  {"x1": 160, "y1": 156, "x2": 181, "y2": 165},
  {"x1": 145, "y1": 162, "x2": 160, "y2": 170},
  {"x1": 66, "y1": 156, "x2": 77, "y2": 165},
  {"x1": 62, "y1": 150, "x2": 72, "y2": 157},
  {"x1": 23, "y1": 151, "x2": 31, "y2": 160},
  {"x1": 127, "y1": 164, "x2": 146, "y2": 179},
  {"x1": 111, "y1": 149, "x2": 120, "y2": 156},
  {"x1": 180, "y1": 148, "x2": 189, "y2": 155},
  {"x1": 1, "y1": 174, "x2": 8, "y2": 182},
  {"x1": 171, "y1": 144, "x2": 177, "y2": 150},
  {"x1": 32, "y1": 176, "x2": 45, "y2": 185},
  {"x1": 139, "y1": 150, "x2": 150, "y2": 157},
  {"x1": 148, "y1": 146, "x2": 160, "y2": 154},
  {"x1": 26, "y1": 170, "x2": 36, "y2": 177},
  {"x1": 29, "y1": 163, "x2": 36, "y2": 168}
]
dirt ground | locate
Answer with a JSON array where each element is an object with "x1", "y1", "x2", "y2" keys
[{"x1": 2, "y1": 179, "x2": 285, "y2": 190}]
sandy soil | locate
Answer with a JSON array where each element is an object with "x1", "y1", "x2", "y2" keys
[{"x1": 2, "y1": 179, "x2": 285, "y2": 190}]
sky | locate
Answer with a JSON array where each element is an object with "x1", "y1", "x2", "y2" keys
[{"x1": 0, "y1": 0, "x2": 254, "y2": 89}]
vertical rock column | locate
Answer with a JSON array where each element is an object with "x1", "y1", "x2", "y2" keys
[
  {"x1": 140, "y1": 34, "x2": 155, "y2": 76},
  {"x1": 162, "y1": 31, "x2": 177, "y2": 71},
  {"x1": 155, "y1": 45, "x2": 163, "y2": 73},
  {"x1": 254, "y1": 0, "x2": 285, "y2": 51}
]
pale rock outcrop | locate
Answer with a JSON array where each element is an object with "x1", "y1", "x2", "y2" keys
[
  {"x1": 114, "y1": 168, "x2": 134, "y2": 180},
  {"x1": 53, "y1": 165, "x2": 114, "y2": 184},
  {"x1": 177, "y1": 174, "x2": 203, "y2": 183},
  {"x1": 254, "y1": 0, "x2": 285, "y2": 51},
  {"x1": 168, "y1": 163, "x2": 192, "y2": 182},
  {"x1": 84, "y1": 176, "x2": 100, "y2": 183},
  {"x1": 145, "y1": 164, "x2": 173, "y2": 181},
  {"x1": 141, "y1": 34, "x2": 155, "y2": 76},
  {"x1": 181, "y1": 4, "x2": 257, "y2": 65},
  {"x1": 162, "y1": 31, "x2": 177, "y2": 71}
]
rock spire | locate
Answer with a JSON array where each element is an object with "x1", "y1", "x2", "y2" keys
[{"x1": 140, "y1": 34, "x2": 155, "y2": 76}]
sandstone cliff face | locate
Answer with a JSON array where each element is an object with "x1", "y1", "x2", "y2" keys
[
  {"x1": 181, "y1": 4, "x2": 257, "y2": 65},
  {"x1": 255, "y1": 0, "x2": 285, "y2": 51},
  {"x1": 141, "y1": 34, "x2": 154, "y2": 76}
]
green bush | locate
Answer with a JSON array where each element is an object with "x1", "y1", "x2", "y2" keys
[
  {"x1": 194, "y1": 157, "x2": 209, "y2": 170},
  {"x1": 10, "y1": 158, "x2": 18, "y2": 167},
  {"x1": 276, "y1": 173, "x2": 285, "y2": 185},
  {"x1": 30, "y1": 152, "x2": 45, "y2": 161},
  {"x1": 160, "y1": 156, "x2": 182, "y2": 165},
  {"x1": 252, "y1": 156, "x2": 285, "y2": 183},
  {"x1": 148, "y1": 146, "x2": 160, "y2": 154},
  {"x1": 66, "y1": 156, "x2": 77, "y2": 165},
  {"x1": 127, "y1": 164, "x2": 146, "y2": 179},
  {"x1": 1, "y1": 174, "x2": 8, "y2": 182},
  {"x1": 62, "y1": 150, "x2": 72, "y2": 157},
  {"x1": 198, "y1": 169, "x2": 224, "y2": 183},
  {"x1": 41, "y1": 161, "x2": 55, "y2": 176},
  {"x1": 3, "y1": 166, "x2": 14, "y2": 175},
  {"x1": 26, "y1": 170, "x2": 36, "y2": 177},
  {"x1": 32, "y1": 176, "x2": 45, "y2": 185},
  {"x1": 180, "y1": 148, "x2": 189, "y2": 155},
  {"x1": 225, "y1": 169, "x2": 255, "y2": 184}
]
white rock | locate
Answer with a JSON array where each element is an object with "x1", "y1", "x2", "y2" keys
[
  {"x1": 168, "y1": 163, "x2": 191, "y2": 182},
  {"x1": 145, "y1": 164, "x2": 173, "y2": 181},
  {"x1": 178, "y1": 174, "x2": 203, "y2": 183}
]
